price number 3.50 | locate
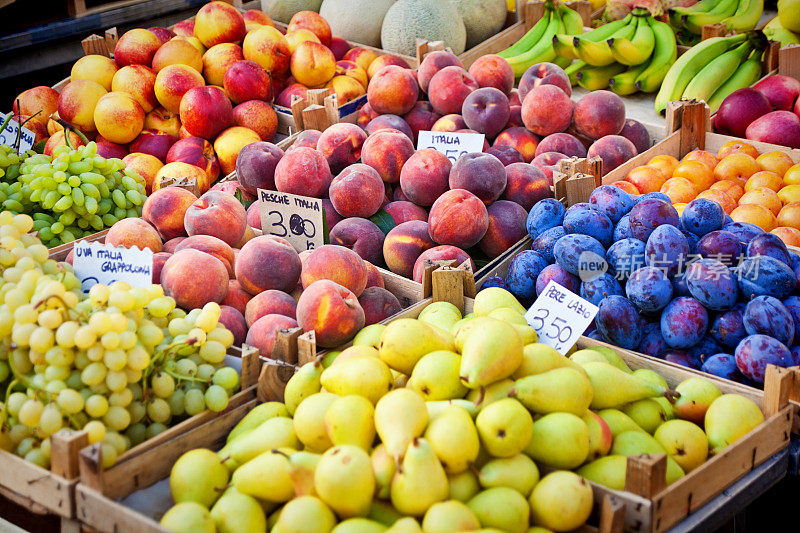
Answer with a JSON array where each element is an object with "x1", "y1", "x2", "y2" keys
[{"x1": 527, "y1": 309, "x2": 573, "y2": 351}]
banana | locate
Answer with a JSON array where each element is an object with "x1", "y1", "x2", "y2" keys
[
  {"x1": 609, "y1": 15, "x2": 655, "y2": 66},
  {"x1": 577, "y1": 63, "x2": 627, "y2": 91},
  {"x1": 635, "y1": 18, "x2": 678, "y2": 93},
  {"x1": 498, "y1": 6, "x2": 553, "y2": 58},
  {"x1": 706, "y1": 55, "x2": 763, "y2": 112},
  {"x1": 654, "y1": 33, "x2": 747, "y2": 112},
  {"x1": 610, "y1": 61, "x2": 651, "y2": 96},
  {"x1": 681, "y1": 41, "x2": 753, "y2": 103},
  {"x1": 558, "y1": 3, "x2": 584, "y2": 35},
  {"x1": 669, "y1": 0, "x2": 717, "y2": 30},
  {"x1": 565, "y1": 60, "x2": 587, "y2": 86},
  {"x1": 722, "y1": 0, "x2": 764, "y2": 32},
  {"x1": 553, "y1": 14, "x2": 632, "y2": 61},
  {"x1": 553, "y1": 34, "x2": 578, "y2": 60},
  {"x1": 505, "y1": 8, "x2": 564, "y2": 77},
  {"x1": 574, "y1": 19, "x2": 636, "y2": 66},
  {"x1": 682, "y1": 0, "x2": 738, "y2": 34}
]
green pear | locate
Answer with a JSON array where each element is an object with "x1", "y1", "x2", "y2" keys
[
  {"x1": 226, "y1": 402, "x2": 289, "y2": 442},
  {"x1": 232, "y1": 449, "x2": 294, "y2": 502},
  {"x1": 426, "y1": 399, "x2": 479, "y2": 421},
  {"x1": 510, "y1": 367, "x2": 593, "y2": 416},
  {"x1": 473, "y1": 287, "x2": 526, "y2": 316},
  {"x1": 622, "y1": 399, "x2": 668, "y2": 434},
  {"x1": 528, "y1": 471, "x2": 593, "y2": 532},
  {"x1": 632, "y1": 368, "x2": 668, "y2": 389},
  {"x1": 582, "y1": 411, "x2": 613, "y2": 460},
  {"x1": 419, "y1": 302, "x2": 463, "y2": 333},
  {"x1": 422, "y1": 500, "x2": 481, "y2": 532},
  {"x1": 391, "y1": 438, "x2": 449, "y2": 516},
  {"x1": 467, "y1": 379, "x2": 514, "y2": 412},
  {"x1": 674, "y1": 377, "x2": 723, "y2": 425},
  {"x1": 654, "y1": 419, "x2": 709, "y2": 473},
  {"x1": 286, "y1": 450, "x2": 321, "y2": 496},
  {"x1": 407, "y1": 350, "x2": 468, "y2": 401},
  {"x1": 293, "y1": 392, "x2": 338, "y2": 453},
  {"x1": 576, "y1": 455, "x2": 628, "y2": 490},
  {"x1": 583, "y1": 362, "x2": 675, "y2": 409},
  {"x1": 284, "y1": 361, "x2": 324, "y2": 416},
  {"x1": 385, "y1": 517, "x2": 423, "y2": 533},
  {"x1": 467, "y1": 487, "x2": 530, "y2": 533},
  {"x1": 476, "y1": 398, "x2": 533, "y2": 458},
  {"x1": 569, "y1": 349, "x2": 608, "y2": 366},
  {"x1": 331, "y1": 518, "x2": 387, "y2": 533},
  {"x1": 478, "y1": 454, "x2": 540, "y2": 496},
  {"x1": 322, "y1": 350, "x2": 341, "y2": 368},
  {"x1": 170, "y1": 449, "x2": 229, "y2": 507},
  {"x1": 218, "y1": 415, "x2": 300, "y2": 470},
  {"x1": 596, "y1": 408, "x2": 647, "y2": 437},
  {"x1": 371, "y1": 443, "x2": 396, "y2": 500},
  {"x1": 425, "y1": 405, "x2": 479, "y2": 474},
  {"x1": 353, "y1": 324, "x2": 387, "y2": 350},
  {"x1": 586, "y1": 346, "x2": 632, "y2": 373},
  {"x1": 379, "y1": 319, "x2": 454, "y2": 374},
  {"x1": 448, "y1": 470, "x2": 481, "y2": 502},
  {"x1": 321, "y1": 355, "x2": 392, "y2": 404},
  {"x1": 375, "y1": 389, "x2": 428, "y2": 463},
  {"x1": 325, "y1": 395, "x2": 376, "y2": 450},
  {"x1": 705, "y1": 394, "x2": 764, "y2": 454},
  {"x1": 368, "y1": 500, "x2": 404, "y2": 526},
  {"x1": 610, "y1": 431, "x2": 685, "y2": 484},
  {"x1": 524, "y1": 413, "x2": 589, "y2": 469},
  {"x1": 512, "y1": 344, "x2": 587, "y2": 379},
  {"x1": 160, "y1": 502, "x2": 215, "y2": 533},
  {"x1": 210, "y1": 491, "x2": 266, "y2": 533},
  {"x1": 460, "y1": 319, "x2": 524, "y2": 389},
  {"x1": 315, "y1": 445, "x2": 375, "y2": 518},
  {"x1": 273, "y1": 495, "x2": 336, "y2": 533}
]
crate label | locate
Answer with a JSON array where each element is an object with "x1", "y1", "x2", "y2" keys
[
  {"x1": 258, "y1": 189, "x2": 324, "y2": 252},
  {"x1": 0, "y1": 113, "x2": 35, "y2": 152},
  {"x1": 73, "y1": 241, "x2": 153, "y2": 293},
  {"x1": 417, "y1": 130, "x2": 485, "y2": 163},
  {"x1": 524, "y1": 280, "x2": 599, "y2": 355}
]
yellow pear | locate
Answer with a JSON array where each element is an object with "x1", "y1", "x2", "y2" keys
[
  {"x1": 371, "y1": 443, "x2": 396, "y2": 500},
  {"x1": 488, "y1": 307, "x2": 538, "y2": 344},
  {"x1": 284, "y1": 361, "x2": 324, "y2": 416},
  {"x1": 478, "y1": 454, "x2": 540, "y2": 496},
  {"x1": 160, "y1": 502, "x2": 215, "y2": 533},
  {"x1": 232, "y1": 449, "x2": 294, "y2": 502},
  {"x1": 286, "y1": 450, "x2": 321, "y2": 496},
  {"x1": 586, "y1": 346, "x2": 632, "y2": 373},
  {"x1": 513, "y1": 344, "x2": 587, "y2": 379},
  {"x1": 467, "y1": 487, "x2": 530, "y2": 533},
  {"x1": 385, "y1": 517, "x2": 423, "y2": 532},
  {"x1": 674, "y1": 377, "x2": 723, "y2": 425},
  {"x1": 467, "y1": 379, "x2": 514, "y2": 412},
  {"x1": 448, "y1": 470, "x2": 481, "y2": 502},
  {"x1": 315, "y1": 445, "x2": 375, "y2": 518},
  {"x1": 510, "y1": 367, "x2": 593, "y2": 416},
  {"x1": 210, "y1": 491, "x2": 266, "y2": 533},
  {"x1": 170, "y1": 449, "x2": 229, "y2": 507},
  {"x1": 391, "y1": 438, "x2": 449, "y2": 516},
  {"x1": 332, "y1": 518, "x2": 387, "y2": 533},
  {"x1": 473, "y1": 287, "x2": 526, "y2": 316},
  {"x1": 374, "y1": 388, "x2": 428, "y2": 463},
  {"x1": 460, "y1": 318, "x2": 524, "y2": 389},
  {"x1": 407, "y1": 350, "x2": 468, "y2": 401},
  {"x1": 379, "y1": 319, "x2": 454, "y2": 374},
  {"x1": 322, "y1": 350, "x2": 341, "y2": 367},
  {"x1": 569, "y1": 349, "x2": 608, "y2": 366},
  {"x1": 622, "y1": 399, "x2": 668, "y2": 434},
  {"x1": 226, "y1": 402, "x2": 289, "y2": 442},
  {"x1": 273, "y1": 495, "x2": 336, "y2": 533},
  {"x1": 332, "y1": 345, "x2": 380, "y2": 365},
  {"x1": 426, "y1": 399, "x2": 479, "y2": 420},
  {"x1": 611, "y1": 430, "x2": 685, "y2": 484},
  {"x1": 597, "y1": 408, "x2": 647, "y2": 437},
  {"x1": 632, "y1": 368, "x2": 668, "y2": 388},
  {"x1": 368, "y1": 500, "x2": 404, "y2": 526},
  {"x1": 654, "y1": 419, "x2": 709, "y2": 472},
  {"x1": 422, "y1": 500, "x2": 481, "y2": 532},
  {"x1": 325, "y1": 394, "x2": 375, "y2": 450},
  {"x1": 293, "y1": 392, "x2": 338, "y2": 453},
  {"x1": 524, "y1": 413, "x2": 589, "y2": 469},
  {"x1": 705, "y1": 394, "x2": 764, "y2": 454},
  {"x1": 583, "y1": 362, "x2": 675, "y2": 409},
  {"x1": 583, "y1": 411, "x2": 613, "y2": 460},
  {"x1": 450, "y1": 316, "x2": 475, "y2": 339},
  {"x1": 454, "y1": 316, "x2": 494, "y2": 352},
  {"x1": 217, "y1": 416, "x2": 299, "y2": 470},
  {"x1": 528, "y1": 471, "x2": 592, "y2": 532},
  {"x1": 476, "y1": 398, "x2": 533, "y2": 458},
  {"x1": 353, "y1": 324, "x2": 387, "y2": 350},
  {"x1": 419, "y1": 301, "x2": 463, "y2": 333},
  {"x1": 321, "y1": 355, "x2": 392, "y2": 404},
  {"x1": 425, "y1": 405, "x2": 480, "y2": 474},
  {"x1": 576, "y1": 455, "x2": 628, "y2": 490}
]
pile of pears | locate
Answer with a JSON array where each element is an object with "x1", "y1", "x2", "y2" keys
[{"x1": 158, "y1": 287, "x2": 767, "y2": 533}]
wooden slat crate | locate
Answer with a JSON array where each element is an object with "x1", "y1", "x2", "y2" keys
[{"x1": 48, "y1": 230, "x2": 109, "y2": 262}]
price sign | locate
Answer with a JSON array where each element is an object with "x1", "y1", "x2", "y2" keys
[
  {"x1": 417, "y1": 130, "x2": 485, "y2": 163},
  {"x1": 0, "y1": 113, "x2": 35, "y2": 152},
  {"x1": 72, "y1": 241, "x2": 154, "y2": 294},
  {"x1": 258, "y1": 189, "x2": 324, "y2": 252},
  {"x1": 524, "y1": 280, "x2": 599, "y2": 355}
]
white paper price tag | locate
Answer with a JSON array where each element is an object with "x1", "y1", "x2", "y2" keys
[
  {"x1": 258, "y1": 189, "x2": 325, "y2": 252},
  {"x1": 73, "y1": 241, "x2": 154, "y2": 294},
  {"x1": 0, "y1": 113, "x2": 35, "y2": 152},
  {"x1": 417, "y1": 130, "x2": 485, "y2": 163},
  {"x1": 524, "y1": 280, "x2": 599, "y2": 355}
]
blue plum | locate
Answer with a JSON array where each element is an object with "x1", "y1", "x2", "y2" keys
[
  {"x1": 685, "y1": 258, "x2": 738, "y2": 310},
  {"x1": 709, "y1": 304, "x2": 748, "y2": 349},
  {"x1": 589, "y1": 184, "x2": 636, "y2": 224},
  {"x1": 628, "y1": 198, "x2": 679, "y2": 242},
  {"x1": 701, "y1": 353, "x2": 743, "y2": 381},
  {"x1": 746, "y1": 233, "x2": 792, "y2": 265},
  {"x1": 664, "y1": 350, "x2": 702, "y2": 369},
  {"x1": 536, "y1": 263, "x2": 580, "y2": 295},
  {"x1": 504, "y1": 250, "x2": 548, "y2": 300},
  {"x1": 531, "y1": 226, "x2": 566, "y2": 264},
  {"x1": 681, "y1": 198, "x2": 725, "y2": 237},
  {"x1": 742, "y1": 295, "x2": 795, "y2": 346},
  {"x1": 625, "y1": 266, "x2": 673, "y2": 313},
  {"x1": 596, "y1": 295, "x2": 643, "y2": 350},
  {"x1": 553, "y1": 233, "x2": 607, "y2": 276},
  {"x1": 696, "y1": 230, "x2": 742, "y2": 266},
  {"x1": 681, "y1": 230, "x2": 700, "y2": 255},
  {"x1": 638, "y1": 322, "x2": 669, "y2": 357},
  {"x1": 686, "y1": 335, "x2": 724, "y2": 363},
  {"x1": 480, "y1": 276, "x2": 507, "y2": 290},
  {"x1": 782, "y1": 295, "x2": 800, "y2": 343},
  {"x1": 660, "y1": 297, "x2": 709, "y2": 349},
  {"x1": 563, "y1": 206, "x2": 614, "y2": 247},
  {"x1": 735, "y1": 334, "x2": 793, "y2": 384},
  {"x1": 638, "y1": 192, "x2": 671, "y2": 203},
  {"x1": 722, "y1": 222, "x2": 764, "y2": 246},
  {"x1": 606, "y1": 238, "x2": 646, "y2": 280},
  {"x1": 645, "y1": 224, "x2": 689, "y2": 277},
  {"x1": 613, "y1": 213, "x2": 634, "y2": 241},
  {"x1": 672, "y1": 273, "x2": 691, "y2": 297},
  {"x1": 736, "y1": 255, "x2": 796, "y2": 300},
  {"x1": 580, "y1": 273, "x2": 623, "y2": 306},
  {"x1": 526, "y1": 198, "x2": 565, "y2": 238}
]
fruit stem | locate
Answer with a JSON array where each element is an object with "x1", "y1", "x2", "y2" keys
[{"x1": 663, "y1": 390, "x2": 681, "y2": 404}]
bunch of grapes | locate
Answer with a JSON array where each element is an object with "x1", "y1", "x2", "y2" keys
[
  {"x1": 0, "y1": 211, "x2": 241, "y2": 469},
  {"x1": 0, "y1": 142, "x2": 146, "y2": 248}
]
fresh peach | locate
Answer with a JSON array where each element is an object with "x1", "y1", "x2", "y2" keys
[
  {"x1": 287, "y1": 10, "x2": 332, "y2": 47},
  {"x1": 587, "y1": 135, "x2": 637, "y2": 176},
  {"x1": 246, "y1": 313, "x2": 299, "y2": 355},
  {"x1": 296, "y1": 279, "x2": 364, "y2": 347},
  {"x1": 235, "y1": 141, "x2": 284, "y2": 193},
  {"x1": 358, "y1": 129, "x2": 412, "y2": 185},
  {"x1": 325, "y1": 75, "x2": 365, "y2": 105},
  {"x1": 174, "y1": 234, "x2": 235, "y2": 277},
  {"x1": 412, "y1": 245, "x2": 474, "y2": 283},
  {"x1": 403, "y1": 101, "x2": 441, "y2": 143},
  {"x1": 502, "y1": 162, "x2": 551, "y2": 210},
  {"x1": 123, "y1": 152, "x2": 163, "y2": 193},
  {"x1": 367, "y1": 65, "x2": 419, "y2": 116},
  {"x1": 772, "y1": 227, "x2": 800, "y2": 246},
  {"x1": 625, "y1": 165, "x2": 666, "y2": 194},
  {"x1": 367, "y1": 54, "x2": 411, "y2": 79},
  {"x1": 329, "y1": 164, "x2": 384, "y2": 218},
  {"x1": 236, "y1": 235, "x2": 302, "y2": 294},
  {"x1": 13, "y1": 86, "x2": 59, "y2": 127},
  {"x1": 161, "y1": 248, "x2": 228, "y2": 308},
  {"x1": 330, "y1": 36, "x2": 349, "y2": 60},
  {"x1": 223, "y1": 60, "x2": 272, "y2": 104},
  {"x1": 682, "y1": 150, "x2": 719, "y2": 171},
  {"x1": 217, "y1": 305, "x2": 246, "y2": 345},
  {"x1": 535, "y1": 132, "x2": 586, "y2": 158},
  {"x1": 739, "y1": 187, "x2": 783, "y2": 216},
  {"x1": 275, "y1": 82, "x2": 308, "y2": 107},
  {"x1": 611, "y1": 181, "x2": 640, "y2": 195},
  {"x1": 399, "y1": 148, "x2": 452, "y2": 206},
  {"x1": 179, "y1": 86, "x2": 233, "y2": 140},
  {"x1": 112, "y1": 65, "x2": 158, "y2": 113},
  {"x1": 449, "y1": 152, "x2": 507, "y2": 204},
  {"x1": 316, "y1": 123, "x2": 367, "y2": 173},
  {"x1": 619, "y1": 118, "x2": 651, "y2": 154},
  {"x1": 202, "y1": 43, "x2": 244, "y2": 86},
  {"x1": 334, "y1": 60, "x2": 368, "y2": 88},
  {"x1": 573, "y1": 90, "x2": 625, "y2": 140},
  {"x1": 172, "y1": 19, "x2": 195, "y2": 38},
  {"x1": 242, "y1": 9, "x2": 274, "y2": 31},
  {"x1": 714, "y1": 153, "x2": 760, "y2": 186},
  {"x1": 343, "y1": 47, "x2": 378, "y2": 74},
  {"x1": 173, "y1": 35, "x2": 206, "y2": 55},
  {"x1": 93, "y1": 91, "x2": 145, "y2": 144},
  {"x1": 285, "y1": 28, "x2": 320, "y2": 53},
  {"x1": 417, "y1": 51, "x2": 463, "y2": 93},
  {"x1": 274, "y1": 146, "x2": 332, "y2": 197},
  {"x1": 152, "y1": 39, "x2": 203, "y2": 73},
  {"x1": 745, "y1": 171, "x2": 783, "y2": 192},
  {"x1": 486, "y1": 145, "x2": 524, "y2": 166},
  {"x1": 15, "y1": 116, "x2": 48, "y2": 143},
  {"x1": 506, "y1": 105, "x2": 523, "y2": 128},
  {"x1": 232, "y1": 100, "x2": 277, "y2": 142},
  {"x1": 322, "y1": 198, "x2": 343, "y2": 237},
  {"x1": 518, "y1": 62, "x2": 571, "y2": 99},
  {"x1": 242, "y1": 26, "x2": 291, "y2": 79},
  {"x1": 364, "y1": 114, "x2": 413, "y2": 138},
  {"x1": 213, "y1": 126, "x2": 261, "y2": 175},
  {"x1": 779, "y1": 185, "x2": 800, "y2": 204},
  {"x1": 301, "y1": 244, "x2": 368, "y2": 296},
  {"x1": 144, "y1": 106, "x2": 181, "y2": 137},
  {"x1": 468, "y1": 54, "x2": 514, "y2": 95},
  {"x1": 151, "y1": 252, "x2": 172, "y2": 284},
  {"x1": 71, "y1": 55, "x2": 118, "y2": 91},
  {"x1": 493, "y1": 127, "x2": 539, "y2": 162},
  {"x1": 358, "y1": 287, "x2": 402, "y2": 326},
  {"x1": 244, "y1": 289, "x2": 297, "y2": 327},
  {"x1": 193, "y1": 0, "x2": 246, "y2": 47},
  {"x1": 696, "y1": 189, "x2": 737, "y2": 214},
  {"x1": 757, "y1": 151, "x2": 794, "y2": 176},
  {"x1": 149, "y1": 27, "x2": 176, "y2": 44},
  {"x1": 142, "y1": 185, "x2": 196, "y2": 240},
  {"x1": 660, "y1": 177, "x2": 698, "y2": 204},
  {"x1": 114, "y1": 28, "x2": 162, "y2": 67},
  {"x1": 709, "y1": 180, "x2": 745, "y2": 202},
  {"x1": 521, "y1": 84, "x2": 573, "y2": 136},
  {"x1": 431, "y1": 114, "x2": 467, "y2": 132},
  {"x1": 329, "y1": 217, "x2": 385, "y2": 265},
  {"x1": 673, "y1": 161, "x2": 715, "y2": 193},
  {"x1": 210, "y1": 180, "x2": 256, "y2": 202},
  {"x1": 717, "y1": 140, "x2": 759, "y2": 160},
  {"x1": 428, "y1": 189, "x2": 489, "y2": 248},
  {"x1": 777, "y1": 203, "x2": 800, "y2": 230},
  {"x1": 153, "y1": 64, "x2": 204, "y2": 113},
  {"x1": 730, "y1": 203, "x2": 777, "y2": 231},
  {"x1": 479, "y1": 200, "x2": 528, "y2": 258},
  {"x1": 43, "y1": 131, "x2": 85, "y2": 157},
  {"x1": 184, "y1": 190, "x2": 247, "y2": 246},
  {"x1": 166, "y1": 136, "x2": 221, "y2": 184},
  {"x1": 646, "y1": 154, "x2": 680, "y2": 179},
  {"x1": 461, "y1": 87, "x2": 510, "y2": 139},
  {"x1": 106, "y1": 218, "x2": 163, "y2": 252},
  {"x1": 363, "y1": 261, "x2": 384, "y2": 289},
  {"x1": 57, "y1": 80, "x2": 107, "y2": 133},
  {"x1": 427, "y1": 66, "x2": 478, "y2": 115},
  {"x1": 384, "y1": 201, "x2": 428, "y2": 225},
  {"x1": 221, "y1": 279, "x2": 253, "y2": 316}
]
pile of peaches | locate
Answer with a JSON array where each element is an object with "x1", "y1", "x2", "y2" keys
[{"x1": 615, "y1": 140, "x2": 800, "y2": 246}]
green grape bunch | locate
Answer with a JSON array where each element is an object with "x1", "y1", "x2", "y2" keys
[
  {"x1": 0, "y1": 141, "x2": 147, "y2": 248},
  {"x1": 0, "y1": 211, "x2": 241, "y2": 469}
]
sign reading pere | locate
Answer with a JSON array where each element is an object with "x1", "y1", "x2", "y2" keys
[
  {"x1": 417, "y1": 130, "x2": 485, "y2": 163},
  {"x1": 72, "y1": 241, "x2": 154, "y2": 294},
  {"x1": 258, "y1": 189, "x2": 325, "y2": 252}
]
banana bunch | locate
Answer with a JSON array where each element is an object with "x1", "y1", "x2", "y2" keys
[
  {"x1": 654, "y1": 31, "x2": 768, "y2": 113},
  {"x1": 555, "y1": 8, "x2": 677, "y2": 96},
  {"x1": 498, "y1": 1, "x2": 585, "y2": 77},
  {"x1": 669, "y1": 0, "x2": 763, "y2": 39}
]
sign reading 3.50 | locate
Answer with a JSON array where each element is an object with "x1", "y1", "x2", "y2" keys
[
  {"x1": 258, "y1": 189, "x2": 324, "y2": 252},
  {"x1": 524, "y1": 280, "x2": 599, "y2": 355}
]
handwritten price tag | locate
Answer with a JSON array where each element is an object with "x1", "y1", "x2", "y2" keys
[
  {"x1": 524, "y1": 280, "x2": 599, "y2": 355},
  {"x1": 72, "y1": 241, "x2": 154, "y2": 294},
  {"x1": 258, "y1": 189, "x2": 324, "y2": 252},
  {"x1": 417, "y1": 130, "x2": 485, "y2": 163},
  {"x1": 0, "y1": 113, "x2": 35, "y2": 152}
]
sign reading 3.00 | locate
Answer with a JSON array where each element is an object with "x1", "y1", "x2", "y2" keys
[
  {"x1": 524, "y1": 280, "x2": 599, "y2": 355},
  {"x1": 258, "y1": 189, "x2": 324, "y2": 252}
]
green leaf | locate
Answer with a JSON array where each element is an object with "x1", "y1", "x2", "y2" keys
[
  {"x1": 322, "y1": 206, "x2": 330, "y2": 244},
  {"x1": 369, "y1": 209, "x2": 396, "y2": 235},
  {"x1": 33, "y1": 140, "x2": 47, "y2": 154},
  {"x1": 233, "y1": 187, "x2": 255, "y2": 211}
]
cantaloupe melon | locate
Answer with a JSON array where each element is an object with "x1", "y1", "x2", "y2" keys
[
  {"x1": 261, "y1": 0, "x2": 323, "y2": 24},
  {"x1": 381, "y1": 0, "x2": 467, "y2": 56},
  {"x1": 320, "y1": 0, "x2": 396, "y2": 47},
  {"x1": 449, "y1": 0, "x2": 508, "y2": 48}
]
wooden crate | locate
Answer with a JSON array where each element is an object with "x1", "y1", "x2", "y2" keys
[{"x1": 0, "y1": 345, "x2": 259, "y2": 524}]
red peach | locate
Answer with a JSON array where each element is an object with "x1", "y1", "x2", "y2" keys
[
  {"x1": 71, "y1": 54, "x2": 119, "y2": 91},
  {"x1": 478, "y1": 200, "x2": 528, "y2": 258},
  {"x1": 343, "y1": 47, "x2": 378, "y2": 74},
  {"x1": 449, "y1": 152, "x2": 507, "y2": 204},
  {"x1": 361, "y1": 129, "x2": 416, "y2": 184},
  {"x1": 358, "y1": 286, "x2": 402, "y2": 325},
  {"x1": 432, "y1": 114, "x2": 468, "y2": 132},
  {"x1": 493, "y1": 127, "x2": 539, "y2": 162},
  {"x1": 486, "y1": 145, "x2": 524, "y2": 166},
  {"x1": 502, "y1": 162, "x2": 551, "y2": 210},
  {"x1": 296, "y1": 280, "x2": 364, "y2": 347},
  {"x1": 427, "y1": 66, "x2": 478, "y2": 115},
  {"x1": 106, "y1": 218, "x2": 162, "y2": 252},
  {"x1": 223, "y1": 60, "x2": 272, "y2": 104},
  {"x1": 153, "y1": 161, "x2": 212, "y2": 194},
  {"x1": 174, "y1": 234, "x2": 236, "y2": 277},
  {"x1": 461, "y1": 87, "x2": 511, "y2": 139},
  {"x1": 112, "y1": 65, "x2": 158, "y2": 113},
  {"x1": 518, "y1": 62, "x2": 572, "y2": 100},
  {"x1": 325, "y1": 75, "x2": 365, "y2": 105},
  {"x1": 289, "y1": 129, "x2": 322, "y2": 150},
  {"x1": 202, "y1": 43, "x2": 244, "y2": 86},
  {"x1": 334, "y1": 60, "x2": 368, "y2": 89},
  {"x1": 274, "y1": 146, "x2": 332, "y2": 197},
  {"x1": 13, "y1": 86, "x2": 59, "y2": 127},
  {"x1": 428, "y1": 189, "x2": 489, "y2": 248},
  {"x1": 367, "y1": 54, "x2": 411, "y2": 79},
  {"x1": 243, "y1": 26, "x2": 291, "y2": 79},
  {"x1": 246, "y1": 314, "x2": 299, "y2": 355},
  {"x1": 173, "y1": 20, "x2": 195, "y2": 38},
  {"x1": 316, "y1": 123, "x2": 367, "y2": 173},
  {"x1": 384, "y1": 201, "x2": 428, "y2": 225},
  {"x1": 219, "y1": 305, "x2": 247, "y2": 346},
  {"x1": 521, "y1": 84, "x2": 574, "y2": 136},
  {"x1": 382, "y1": 220, "x2": 437, "y2": 277},
  {"x1": 290, "y1": 41, "x2": 336, "y2": 87},
  {"x1": 243, "y1": 9, "x2": 274, "y2": 31},
  {"x1": 232, "y1": 100, "x2": 277, "y2": 142},
  {"x1": 366, "y1": 65, "x2": 419, "y2": 116},
  {"x1": 573, "y1": 90, "x2": 626, "y2": 140},
  {"x1": 329, "y1": 163, "x2": 385, "y2": 218},
  {"x1": 245, "y1": 289, "x2": 298, "y2": 327},
  {"x1": 287, "y1": 10, "x2": 332, "y2": 47},
  {"x1": 223, "y1": 278, "x2": 253, "y2": 315},
  {"x1": 184, "y1": 190, "x2": 247, "y2": 246},
  {"x1": 468, "y1": 54, "x2": 514, "y2": 95},
  {"x1": 95, "y1": 137, "x2": 129, "y2": 160},
  {"x1": 235, "y1": 141, "x2": 284, "y2": 193},
  {"x1": 57, "y1": 80, "x2": 107, "y2": 134},
  {"x1": 154, "y1": 64, "x2": 205, "y2": 114},
  {"x1": 213, "y1": 126, "x2": 261, "y2": 175},
  {"x1": 166, "y1": 136, "x2": 220, "y2": 183},
  {"x1": 403, "y1": 101, "x2": 441, "y2": 143},
  {"x1": 236, "y1": 235, "x2": 302, "y2": 294},
  {"x1": 129, "y1": 128, "x2": 177, "y2": 162},
  {"x1": 93, "y1": 91, "x2": 145, "y2": 144},
  {"x1": 179, "y1": 86, "x2": 233, "y2": 140},
  {"x1": 329, "y1": 217, "x2": 385, "y2": 265},
  {"x1": 114, "y1": 28, "x2": 162, "y2": 67},
  {"x1": 418, "y1": 50, "x2": 463, "y2": 93},
  {"x1": 412, "y1": 245, "x2": 475, "y2": 283},
  {"x1": 152, "y1": 252, "x2": 172, "y2": 284},
  {"x1": 163, "y1": 237, "x2": 186, "y2": 253},
  {"x1": 535, "y1": 133, "x2": 587, "y2": 158},
  {"x1": 193, "y1": 0, "x2": 246, "y2": 48},
  {"x1": 364, "y1": 261, "x2": 384, "y2": 289},
  {"x1": 357, "y1": 102, "x2": 380, "y2": 128},
  {"x1": 152, "y1": 39, "x2": 203, "y2": 73},
  {"x1": 301, "y1": 244, "x2": 368, "y2": 296},
  {"x1": 330, "y1": 36, "x2": 350, "y2": 60},
  {"x1": 275, "y1": 82, "x2": 309, "y2": 108},
  {"x1": 365, "y1": 114, "x2": 413, "y2": 139},
  {"x1": 124, "y1": 152, "x2": 164, "y2": 195},
  {"x1": 587, "y1": 135, "x2": 638, "y2": 176},
  {"x1": 399, "y1": 148, "x2": 452, "y2": 206},
  {"x1": 149, "y1": 27, "x2": 176, "y2": 44},
  {"x1": 43, "y1": 131, "x2": 85, "y2": 157}
]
